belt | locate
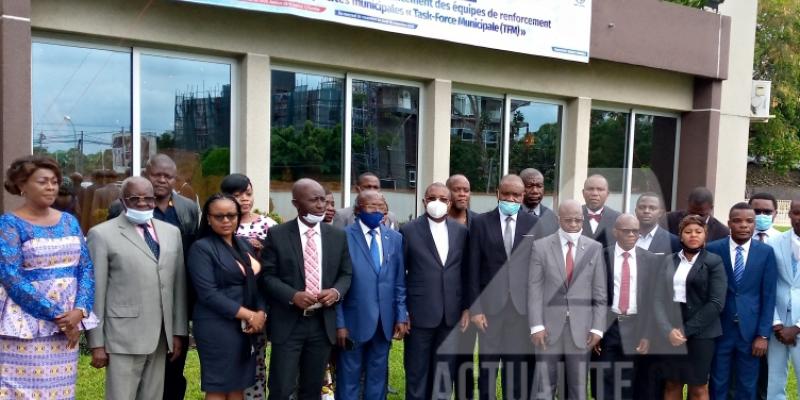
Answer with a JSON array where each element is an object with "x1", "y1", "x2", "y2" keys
[
  {"x1": 612, "y1": 313, "x2": 637, "y2": 322},
  {"x1": 302, "y1": 308, "x2": 318, "y2": 317}
]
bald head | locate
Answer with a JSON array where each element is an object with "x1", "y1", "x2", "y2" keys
[
  {"x1": 145, "y1": 154, "x2": 178, "y2": 199},
  {"x1": 121, "y1": 176, "x2": 153, "y2": 198},
  {"x1": 519, "y1": 168, "x2": 543, "y2": 181},
  {"x1": 121, "y1": 176, "x2": 154, "y2": 211},
  {"x1": 291, "y1": 178, "x2": 326, "y2": 218},
  {"x1": 614, "y1": 213, "x2": 640, "y2": 251},
  {"x1": 446, "y1": 174, "x2": 471, "y2": 212},
  {"x1": 583, "y1": 174, "x2": 610, "y2": 211},
  {"x1": 558, "y1": 199, "x2": 584, "y2": 233},
  {"x1": 520, "y1": 168, "x2": 545, "y2": 209}
]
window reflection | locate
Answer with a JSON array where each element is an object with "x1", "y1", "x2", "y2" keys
[
  {"x1": 628, "y1": 114, "x2": 678, "y2": 211},
  {"x1": 588, "y1": 110, "x2": 630, "y2": 211},
  {"x1": 351, "y1": 80, "x2": 419, "y2": 222},
  {"x1": 270, "y1": 70, "x2": 344, "y2": 219},
  {"x1": 32, "y1": 42, "x2": 132, "y2": 232},
  {"x1": 508, "y1": 100, "x2": 562, "y2": 209},
  {"x1": 140, "y1": 54, "x2": 232, "y2": 205},
  {"x1": 449, "y1": 93, "x2": 503, "y2": 213}
]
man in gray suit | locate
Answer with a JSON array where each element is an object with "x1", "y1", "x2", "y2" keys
[
  {"x1": 332, "y1": 172, "x2": 399, "y2": 230},
  {"x1": 87, "y1": 177, "x2": 188, "y2": 400},
  {"x1": 529, "y1": 199, "x2": 607, "y2": 400}
]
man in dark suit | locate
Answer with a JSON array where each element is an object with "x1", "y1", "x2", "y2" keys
[
  {"x1": 468, "y1": 174, "x2": 538, "y2": 400},
  {"x1": 446, "y1": 174, "x2": 479, "y2": 227},
  {"x1": 261, "y1": 178, "x2": 353, "y2": 400},
  {"x1": 335, "y1": 189, "x2": 408, "y2": 400},
  {"x1": 401, "y1": 182, "x2": 470, "y2": 400},
  {"x1": 635, "y1": 192, "x2": 680, "y2": 254},
  {"x1": 582, "y1": 174, "x2": 621, "y2": 249},
  {"x1": 520, "y1": 168, "x2": 559, "y2": 237},
  {"x1": 592, "y1": 214, "x2": 661, "y2": 400},
  {"x1": 707, "y1": 203, "x2": 777, "y2": 400},
  {"x1": 663, "y1": 186, "x2": 730, "y2": 242}
]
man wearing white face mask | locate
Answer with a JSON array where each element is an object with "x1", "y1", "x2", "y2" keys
[
  {"x1": 86, "y1": 177, "x2": 188, "y2": 400},
  {"x1": 400, "y1": 183, "x2": 470, "y2": 400}
]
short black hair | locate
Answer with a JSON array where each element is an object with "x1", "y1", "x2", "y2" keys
[
  {"x1": 688, "y1": 186, "x2": 714, "y2": 206},
  {"x1": 357, "y1": 171, "x2": 379, "y2": 186},
  {"x1": 729, "y1": 202, "x2": 753, "y2": 218},
  {"x1": 220, "y1": 173, "x2": 251, "y2": 195},
  {"x1": 636, "y1": 192, "x2": 663, "y2": 207},
  {"x1": 749, "y1": 192, "x2": 778, "y2": 210}
]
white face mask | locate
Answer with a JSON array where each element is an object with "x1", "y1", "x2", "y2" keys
[
  {"x1": 426, "y1": 200, "x2": 448, "y2": 219},
  {"x1": 559, "y1": 228, "x2": 582, "y2": 244},
  {"x1": 125, "y1": 207, "x2": 154, "y2": 225},
  {"x1": 302, "y1": 213, "x2": 325, "y2": 225}
]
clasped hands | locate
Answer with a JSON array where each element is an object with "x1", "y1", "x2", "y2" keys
[
  {"x1": 55, "y1": 309, "x2": 84, "y2": 349},
  {"x1": 292, "y1": 289, "x2": 339, "y2": 309},
  {"x1": 773, "y1": 324, "x2": 800, "y2": 347}
]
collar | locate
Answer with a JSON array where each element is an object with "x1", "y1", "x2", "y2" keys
[
  {"x1": 558, "y1": 229, "x2": 581, "y2": 245},
  {"x1": 678, "y1": 250, "x2": 698, "y2": 265},
  {"x1": 642, "y1": 224, "x2": 659, "y2": 239},
  {"x1": 427, "y1": 216, "x2": 447, "y2": 227},
  {"x1": 587, "y1": 207, "x2": 604, "y2": 216},
  {"x1": 793, "y1": 231, "x2": 800, "y2": 243},
  {"x1": 614, "y1": 244, "x2": 634, "y2": 258},
  {"x1": 359, "y1": 220, "x2": 379, "y2": 235},
  {"x1": 499, "y1": 209, "x2": 518, "y2": 221},
  {"x1": 297, "y1": 218, "x2": 321, "y2": 236},
  {"x1": 729, "y1": 237, "x2": 752, "y2": 253}
]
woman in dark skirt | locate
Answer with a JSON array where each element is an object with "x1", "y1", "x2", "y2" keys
[
  {"x1": 188, "y1": 193, "x2": 267, "y2": 399},
  {"x1": 654, "y1": 214, "x2": 727, "y2": 400}
]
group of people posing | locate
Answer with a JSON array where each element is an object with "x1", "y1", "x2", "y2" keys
[{"x1": 0, "y1": 152, "x2": 798, "y2": 400}]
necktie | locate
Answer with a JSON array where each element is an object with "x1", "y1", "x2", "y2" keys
[
  {"x1": 138, "y1": 224, "x2": 160, "y2": 260},
  {"x1": 619, "y1": 252, "x2": 631, "y2": 315},
  {"x1": 369, "y1": 229, "x2": 381, "y2": 273},
  {"x1": 566, "y1": 241, "x2": 575, "y2": 286},
  {"x1": 588, "y1": 213, "x2": 602, "y2": 222},
  {"x1": 503, "y1": 216, "x2": 514, "y2": 258},
  {"x1": 304, "y1": 229, "x2": 320, "y2": 296},
  {"x1": 528, "y1": 208, "x2": 537, "y2": 217},
  {"x1": 758, "y1": 232, "x2": 767, "y2": 242},
  {"x1": 734, "y1": 245, "x2": 745, "y2": 285}
]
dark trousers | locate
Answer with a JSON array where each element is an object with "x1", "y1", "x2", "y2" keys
[
  {"x1": 477, "y1": 301, "x2": 534, "y2": 400},
  {"x1": 404, "y1": 320, "x2": 459, "y2": 400},
  {"x1": 456, "y1": 324, "x2": 478, "y2": 400},
  {"x1": 589, "y1": 319, "x2": 646, "y2": 400},
  {"x1": 268, "y1": 314, "x2": 332, "y2": 400},
  {"x1": 162, "y1": 335, "x2": 188, "y2": 400}
]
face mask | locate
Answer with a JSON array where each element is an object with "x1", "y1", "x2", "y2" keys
[
  {"x1": 426, "y1": 200, "x2": 448, "y2": 219},
  {"x1": 358, "y1": 211, "x2": 384, "y2": 229},
  {"x1": 498, "y1": 200, "x2": 521, "y2": 216},
  {"x1": 302, "y1": 213, "x2": 325, "y2": 225},
  {"x1": 125, "y1": 207, "x2": 154, "y2": 225},
  {"x1": 559, "y1": 228, "x2": 582, "y2": 244},
  {"x1": 755, "y1": 214, "x2": 773, "y2": 232}
]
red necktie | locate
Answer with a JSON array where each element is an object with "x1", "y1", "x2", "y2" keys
[
  {"x1": 619, "y1": 252, "x2": 631, "y2": 315},
  {"x1": 588, "y1": 213, "x2": 601, "y2": 222},
  {"x1": 566, "y1": 241, "x2": 575, "y2": 285}
]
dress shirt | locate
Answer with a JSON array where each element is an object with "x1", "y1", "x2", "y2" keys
[
  {"x1": 499, "y1": 209, "x2": 518, "y2": 239},
  {"x1": 359, "y1": 220, "x2": 383, "y2": 265},
  {"x1": 588, "y1": 207, "x2": 604, "y2": 234},
  {"x1": 636, "y1": 225, "x2": 659, "y2": 251},
  {"x1": 522, "y1": 204, "x2": 541, "y2": 217},
  {"x1": 728, "y1": 238, "x2": 751, "y2": 274},
  {"x1": 612, "y1": 244, "x2": 638, "y2": 315},
  {"x1": 753, "y1": 227, "x2": 781, "y2": 242},
  {"x1": 135, "y1": 219, "x2": 159, "y2": 243},
  {"x1": 673, "y1": 251, "x2": 697, "y2": 303},
  {"x1": 427, "y1": 217, "x2": 449, "y2": 265},
  {"x1": 298, "y1": 219, "x2": 324, "y2": 306}
]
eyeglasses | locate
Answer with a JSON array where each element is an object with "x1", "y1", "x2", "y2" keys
[
  {"x1": 425, "y1": 196, "x2": 450, "y2": 203},
  {"x1": 560, "y1": 218, "x2": 584, "y2": 224},
  {"x1": 209, "y1": 213, "x2": 239, "y2": 222},
  {"x1": 753, "y1": 208, "x2": 774, "y2": 216},
  {"x1": 124, "y1": 196, "x2": 156, "y2": 204}
]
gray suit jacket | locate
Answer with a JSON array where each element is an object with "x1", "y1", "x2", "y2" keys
[
  {"x1": 332, "y1": 206, "x2": 399, "y2": 231},
  {"x1": 528, "y1": 233, "x2": 607, "y2": 349},
  {"x1": 86, "y1": 215, "x2": 188, "y2": 354}
]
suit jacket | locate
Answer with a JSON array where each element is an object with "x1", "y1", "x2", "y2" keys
[
  {"x1": 582, "y1": 205, "x2": 621, "y2": 249},
  {"x1": 769, "y1": 231, "x2": 800, "y2": 327},
  {"x1": 468, "y1": 208, "x2": 538, "y2": 316},
  {"x1": 332, "y1": 206, "x2": 399, "y2": 231},
  {"x1": 336, "y1": 222, "x2": 408, "y2": 342},
  {"x1": 663, "y1": 210, "x2": 730, "y2": 242},
  {"x1": 400, "y1": 215, "x2": 469, "y2": 329},
  {"x1": 646, "y1": 226, "x2": 681, "y2": 255},
  {"x1": 86, "y1": 215, "x2": 188, "y2": 354},
  {"x1": 654, "y1": 250, "x2": 727, "y2": 341},
  {"x1": 705, "y1": 238, "x2": 777, "y2": 341},
  {"x1": 523, "y1": 204, "x2": 559, "y2": 237},
  {"x1": 528, "y1": 233, "x2": 607, "y2": 349},
  {"x1": 260, "y1": 219, "x2": 353, "y2": 345}
]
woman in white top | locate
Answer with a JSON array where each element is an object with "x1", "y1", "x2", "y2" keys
[{"x1": 654, "y1": 214, "x2": 727, "y2": 400}]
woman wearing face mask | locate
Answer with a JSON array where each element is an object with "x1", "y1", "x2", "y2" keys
[
  {"x1": 188, "y1": 193, "x2": 266, "y2": 400},
  {"x1": 0, "y1": 155, "x2": 99, "y2": 399},
  {"x1": 654, "y1": 214, "x2": 727, "y2": 400}
]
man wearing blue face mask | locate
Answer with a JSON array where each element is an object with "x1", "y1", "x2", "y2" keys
[
  {"x1": 750, "y1": 192, "x2": 781, "y2": 243},
  {"x1": 335, "y1": 190, "x2": 408, "y2": 400},
  {"x1": 467, "y1": 174, "x2": 539, "y2": 400}
]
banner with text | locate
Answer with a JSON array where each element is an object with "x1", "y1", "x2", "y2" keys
[{"x1": 177, "y1": 0, "x2": 592, "y2": 63}]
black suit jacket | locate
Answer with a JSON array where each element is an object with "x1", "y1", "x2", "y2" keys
[
  {"x1": 260, "y1": 219, "x2": 353, "y2": 345},
  {"x1": 663, "y1": 210, "x2": 730, "y2": 242},
  {"x1": 645, "y1": 226, "x2": 681, "y2": 255},
  {"x1": 468, "y1": 208, "x2": 538, "y2": 316},
  {"x1": 654, "y1": 250, "x2": 727, "y2": 342},
  {"x1": 401, "y1": 216, "x2": 469, "y2": 329},
  {"x1": 582, "y1": 205, "x2": 621, "y2": 249}
]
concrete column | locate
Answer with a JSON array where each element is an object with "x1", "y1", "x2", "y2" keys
[
  {"x1": 239, "y1": 53, "x2": 271, "y2": 212},
  {"x1": 0, "y1": 0, "x2": 32, "y2": 212},
  {"x1": 559, "y1": 97, "x2": 592, "y2": 204},
  {"x1": 418, "y1": 78, "x2": 452, "y2": 215}
]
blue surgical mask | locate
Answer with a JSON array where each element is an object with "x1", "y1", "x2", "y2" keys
[
  {"x1": 498, "y1": 200, "x2": 521, "y2": 216},
  {"x1": 358, "y1": 211, "x2": 384, "y2": 229},
  {"x1": 125, "y1": 207, "x2": 154, "y2": 225},
  {"x1": 755, "y1": 214, "x2": 773, "y2": 232}
]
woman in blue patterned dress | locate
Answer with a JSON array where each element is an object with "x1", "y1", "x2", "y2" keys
[{"x1": 0, "y1": 155, "x2": 98, "y2": 399}]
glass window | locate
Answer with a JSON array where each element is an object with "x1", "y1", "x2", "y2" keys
[
  {"x1": 508, "y1": 100, "x2": 563, "y2": 209},
  {"x1": 449, "y1": 93, "x2": 503, "y2": 213},
  {"x1": 351, "y1": 79, "x2": 419, "y2": 223},
  {"x1": 588, "y1": 110, "x2": 630, "y2": 211},
  {"x1": 270, "y1": 70, "x2": 344, "y2": 219},
  {"x1": 140, "y1": 54, "x2": 232, "y2": 205},
  {"x1": 628, "y1": 114, "x2": 678, "y2": 211},
  {"x1": 32, "y1": 42, "x2": 132, "y2": 233}
]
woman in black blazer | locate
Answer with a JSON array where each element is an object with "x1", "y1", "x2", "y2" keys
[
  {"x1": 655, "y1": 214, "x2": 727, "y2": 400},
  {"x1": 188, "y1": 193, "x2": 266, "y2": 399}
]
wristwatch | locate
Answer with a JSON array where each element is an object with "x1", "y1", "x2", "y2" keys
[{"x1": 76, "y1": 307, "x2": 88, "y2": 318}]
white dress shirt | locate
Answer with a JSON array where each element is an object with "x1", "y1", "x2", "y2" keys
[
  {"x1": 612, "y1": 244, "x2": 638, "y2": 315},
  {"x1": 673, "y1": 250, "x2": 697, "y2": 303},
  {"x1": 428, "y1": 217, "x2": 449, "y2": 265},
  {"x1": 499, "y1": 209, "x2": 518, "y2": 240},
  {"x1": 587, "y1": 207, "x2": 604, "y2": 234},
  {"x1": 754, "y1": 227, "x2": 781, "y2": 242},
  {"x1": 359, "y1": 220, "x2": 383, "y2": 265},
  {"x1": 636, "y1": 225, "x2": 659, "y2": 251},
  {"x1": 728, "y1": 238, "x2": 751, "y2": 274}
]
